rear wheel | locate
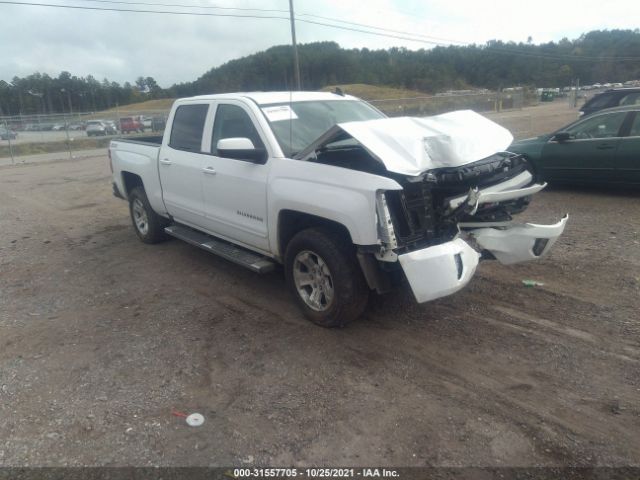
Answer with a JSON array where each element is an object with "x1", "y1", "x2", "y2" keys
[
  {"x1": 285, "y1": 227, "x2": 369, "y2": 327},
  {"x1": 128, "y1": 186, "x2": 169, "y2": 244}
]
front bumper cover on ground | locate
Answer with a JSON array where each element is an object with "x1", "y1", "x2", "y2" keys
[
  {"x1": 398, "y1": 215, "x2": 568, "y2": 303},
  {"x1": 398, "y1": 238, "x2": 480, "y2": 303}
]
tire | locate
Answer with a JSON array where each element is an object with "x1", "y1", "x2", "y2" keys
[
  {"x1": 284, "y1": 227, "x2": 369, "y2": 327},
  {"x1": 128, "y1": 186, "x2": 169, "y2": 244}
]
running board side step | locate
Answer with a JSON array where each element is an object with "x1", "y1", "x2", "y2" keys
[{"x1": 164, "y1": 225, "x2": 276, "y2": 274}]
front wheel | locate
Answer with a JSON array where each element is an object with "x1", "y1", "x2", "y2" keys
[
  {"x1": 128, "y1": 186, "x2": 169, "y2": 244},
  {"x1": 285, "y1": 227, "x2": 369, "y2": 327}
]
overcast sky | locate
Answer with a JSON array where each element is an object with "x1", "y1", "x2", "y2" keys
[{"x1": 1, "y1": 0, "x2": 638, "y2": 87}]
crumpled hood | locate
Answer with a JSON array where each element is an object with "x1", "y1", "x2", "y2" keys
[{"x1": 336, "y1": 110, "x2": 514, "y2": 176}]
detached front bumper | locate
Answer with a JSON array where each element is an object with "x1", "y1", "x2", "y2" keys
[
  {"x1": 397, "y1": 215, "x2": 568, "y2": 303},
  {"x1": 398, "y1": 238, "x2": 480, "y2": 303},
  {"x1": 463, "y1": 214, "x2": 569, "y2": 265}
]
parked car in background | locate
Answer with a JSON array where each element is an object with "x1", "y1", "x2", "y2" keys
[
  {"x1": 105, "y1": 120, "x2": 119, "y2": 133},
  {"x1": 151, "y1": 116, "x2": 166, "y2": 132},
  {"x1": 68, "y1": 122, "x2": 86, "y2": 130},
  {"x1": 0, "y1": 126, "x2": 18, "y2": 140},
  {"x1": 119, "y1": 117, "x2": 143, "y2": 133},
  {"x1": 579, "y1": 87, "x2": 640, "y2": 117},
  {"x1": 141, "y1": 116, "x2": 152, "y2": 131},
  {"x1": 509, "y1": 105, "x2": 640, "y2": 186},
  {"x1": 86, "y1": 120, "x2": 117, "y2": 136}
]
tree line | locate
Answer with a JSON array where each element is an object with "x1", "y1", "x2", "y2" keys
[
  {"x1": 0, "y1": 73, "x2": 165, "y2": 117},
  {"x1": 173, "y1": 29, "x2": 640, "y2": 96},
  {"x1": 1, "y1": 29, "x2": 639, "y2": 116}
]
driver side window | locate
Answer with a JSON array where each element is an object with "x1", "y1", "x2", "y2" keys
[
  {"x1": 211, "y1": 104, "x2": 264, "y2": 156},
  {"x1": 566, "y1": 112, "x2": 627, "y2": 139}
]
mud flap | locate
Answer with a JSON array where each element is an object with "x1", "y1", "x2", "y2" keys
[{"x1": 466, "y1": 215, "x2": 568, "y2": 265}]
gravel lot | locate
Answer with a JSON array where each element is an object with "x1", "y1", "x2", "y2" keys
[{"x1": 1, "y1": 149, "x2": 639, "y2": 467}]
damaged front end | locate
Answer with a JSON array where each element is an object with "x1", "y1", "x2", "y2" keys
[
  {"x1": 382, "y1": 151, "x2": 538, "y2": 253},
  {"x1": 299, "y1": 110, "x2": 568, "y2": 303},
  {"x1": 375, "y1": 152, "x2": 567, "y2": 302}
]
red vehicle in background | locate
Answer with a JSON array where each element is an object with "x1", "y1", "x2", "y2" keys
[{"x1": 119, "y1": 117, "x2": 144, "y2": 134}]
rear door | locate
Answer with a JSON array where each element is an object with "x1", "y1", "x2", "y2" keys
[
  {"x1": 615, "y1": 111, "x2": 640, "y2": 184},
  {"x1": 199, "y1": 101, "x2": 271, "y2": 252},
  {"x1": 158, "y1": 103, "x2": 209, "y2": 226},
  {"x1": 538, "y1": 111, "x2": 628, "y2": 184}
]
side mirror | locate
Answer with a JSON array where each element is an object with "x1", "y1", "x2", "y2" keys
[
  {"x1": 216, "y1": 137, "x2": 267, "y2": 163},
  {"x1": 552, "y1": 131, "x2": 573, "y2": 142}
]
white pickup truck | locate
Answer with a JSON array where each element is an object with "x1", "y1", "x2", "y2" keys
[{"x1": 109, "y1": 91, "x2": 567, "y2": 327}]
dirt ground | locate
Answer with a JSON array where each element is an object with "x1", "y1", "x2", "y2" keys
[{"x1": 1, "y1": 151, "x2": 639, "y2": 468}]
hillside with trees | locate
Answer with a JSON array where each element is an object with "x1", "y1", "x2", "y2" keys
[
  {"x1": 172, "y1": 30, "x2": 640, "y2": 96},
  {"x1": 1, "y1": 29, "x2": 639, "y2": 116}
]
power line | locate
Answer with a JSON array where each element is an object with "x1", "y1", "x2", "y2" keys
[
  {"x1": 297, "y1": 12, "x2": 467, "y2": 45},
  {"x1": 2, "y1": 0, "x2": 640, "y2": 61},
  {"x1": 295, "y1": 17, "x2": 447, "y2": 46},
  {"x1": 0, "y1": 0, "x2": 290, "y2": 19},
  {"x1": 295, "y1": 17, "x2": 640, "y2": 60},
  {"x1": 295, "y1": 14, "x2": 640, "y2": 61},
  {"x1": 78, "y1": 0, "x2": 289, "y2": 13}
]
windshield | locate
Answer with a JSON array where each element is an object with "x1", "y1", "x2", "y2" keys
[{"x1": 261, "y1": 100, "x2": 385, "y2": 157}]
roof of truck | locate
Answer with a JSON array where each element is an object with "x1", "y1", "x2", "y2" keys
[{"x1": 185, "y1": 91, "x2": 360, "y2": 105}]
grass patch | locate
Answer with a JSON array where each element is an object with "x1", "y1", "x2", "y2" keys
[
  {"x1": 100, "y1": 98, "x2": 176, "y2": 114},
  {"x1": 321, "y1": 84, "x2": 427, "y2": 100}
]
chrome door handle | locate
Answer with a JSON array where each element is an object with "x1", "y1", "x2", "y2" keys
[
  {"x1": 159, "y1": 158, "x2": 172, "y2": 165},
  {"x1": 202, "y1": 166, "x2": 217, "y2": 175}
]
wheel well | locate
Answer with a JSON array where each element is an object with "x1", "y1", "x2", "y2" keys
[
  {"x1": 278, "y1": 210, "x2": 352, "y2": 257},
  {"x1": 121, "y1": 171, "x2": 144, "y2": 197}
]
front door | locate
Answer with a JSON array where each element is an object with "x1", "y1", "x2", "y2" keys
[
  {"x1": 200, "y1": 102, "x2": 270, "y2": 253},
  {"x1": 615, "y1": 111, "x2": 640, "y2": 184},
  {"x1": 539, "y1": 111, "x2": 628, "y2": 184}
]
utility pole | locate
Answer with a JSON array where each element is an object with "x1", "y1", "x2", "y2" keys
[
  {"x1": 288, "y1": 0, "x2": 301, "y2": 91},
  {"x1": 60, "y1": 88, "x2": 72, "y2": 115}
]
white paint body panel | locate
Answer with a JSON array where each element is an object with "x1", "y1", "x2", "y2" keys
[
  {"x1": 109, "y1": 141, "x2": 167, "y2": 215},
  {"x1": 267, "y1": 159, "x2": 402, "y2": 255},
  {"x1": 448, "y1": 170, "x2": 540, "y2": 209},
  {"x1": 466, "y1": 215, "x2": 569, "y2": 265},
  {"x1": 399, "y1": 238, "x2": 480, "y2": 303},
  {"x1": 338, "y1": 110, "x2": 514, "y2": 176}
]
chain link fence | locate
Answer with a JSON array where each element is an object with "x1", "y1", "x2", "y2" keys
[
  {"x1": 1, "y1": 90, "x2": 584, "y2": 165},
  {"x1": 0, "y1": 110, "x2": 169, "y2": 165},
  {"x1": 369, "y1": 90, "x2": 528, "y2": 117}
]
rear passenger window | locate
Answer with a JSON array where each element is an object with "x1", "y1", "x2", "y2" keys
[
  {"x1": 169, "y1": 104, "x2": 209, "y2": 152},
  {"x1": 620, "y1": 93, "x2": 640, "y2": 106}
]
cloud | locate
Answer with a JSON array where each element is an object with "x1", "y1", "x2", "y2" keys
[{"x1": 1, "y1": 0, "x2": 639, "y2": 87}]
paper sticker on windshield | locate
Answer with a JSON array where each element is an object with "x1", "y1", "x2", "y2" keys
[{"x1": 262, "y1": 105, "x2": 298, "y2": 122}]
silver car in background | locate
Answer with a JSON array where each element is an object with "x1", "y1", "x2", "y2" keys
[{"x1": 86, "y1": 120, "x2": 118, "y2": 137}]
